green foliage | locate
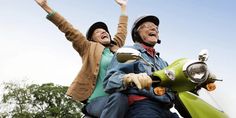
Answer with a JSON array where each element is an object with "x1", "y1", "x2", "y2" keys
[{"x1": 0, "y1": 81, "x2": 83, "y2": 118}]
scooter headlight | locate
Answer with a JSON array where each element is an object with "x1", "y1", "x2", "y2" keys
[{"x1": 184, "y1": 62, "x2": 208, "y2": 83}]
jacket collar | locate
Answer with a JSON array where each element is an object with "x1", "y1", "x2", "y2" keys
[{"x1": 133, "y1": 43, "x2": 160, "y2": 57}]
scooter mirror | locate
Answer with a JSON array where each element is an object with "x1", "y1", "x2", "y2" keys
[
  {"x1": 198, "y1": 49, "x2": 209, "y2": 62},
  {"x1": 116, "y1": 48, "x2": 141, "y2": 63},
  {"x1": 116, "y1": 48, "x2": 155, "y2": 67}
]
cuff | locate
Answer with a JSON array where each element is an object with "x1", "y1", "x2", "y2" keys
[{"x1": 46, "y1": 10, "x2": 56, "y2": 19}]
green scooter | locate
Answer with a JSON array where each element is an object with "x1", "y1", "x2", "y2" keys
[{"x1": 116, "y1": 48, "x2": 228, "y2": 118}]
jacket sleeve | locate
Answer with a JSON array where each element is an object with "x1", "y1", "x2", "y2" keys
[
  {"x1": 103, "y1": 54, "x2": 135, "y2": 94},
  {"x1": 46, "y1": 12, "x2": 90, "y2": 57},
  {"x1": 113, "y1": 15, "x2": 128, "y2": 47}
]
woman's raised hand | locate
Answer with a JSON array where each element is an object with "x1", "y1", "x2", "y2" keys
[
  {"x1": 35, "y1": 0, "x2": 47, "y2": 7},
  {"x1": 35, "y1": 0, "x2": 53, "y2": 14},
  {"x1": 115, "y1": 0, "x2": 128, "y2": 6}
]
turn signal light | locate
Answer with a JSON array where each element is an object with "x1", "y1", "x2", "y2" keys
[
  {"x1": 206, "y1": 83, "x2": 216, "y2": 91},
  {"x1": 154, "y1": 87, "x2": 166, "y2": 96}
]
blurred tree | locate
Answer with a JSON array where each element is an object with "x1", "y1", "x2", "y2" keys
[{"x1": 0, "y1": 81, "x2": 83, "y2": 118}]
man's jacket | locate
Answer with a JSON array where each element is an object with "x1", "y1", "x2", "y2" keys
[{"x1": 104, "y1": 43, "x2": 175, "y2": 104}]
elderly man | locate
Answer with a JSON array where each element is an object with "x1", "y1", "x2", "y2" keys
[{"x1": 104, "y1": 15, "x2": 179, "y2": 118}]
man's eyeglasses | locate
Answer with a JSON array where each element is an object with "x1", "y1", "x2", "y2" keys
[{"x1": 137, "y1": 22, "x2": 158, "y2": 31}]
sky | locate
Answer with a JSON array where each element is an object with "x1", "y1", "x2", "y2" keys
[{"x1": 0, "y1": 0, "x2": 236, "y2": 117}]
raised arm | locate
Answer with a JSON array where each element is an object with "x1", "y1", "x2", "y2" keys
[
  {"x1": 116, "y1": 0, "x2": 128, "y2": 15},
  {"x1": 112, "y1": 0, "x2": 128, "y2": 48},
  {"x1": 35, "y1": 0, "x2": 89, "y2": 57},
  {"x1": 35, "y1": 0, "x2": 53, "y2": 14}
]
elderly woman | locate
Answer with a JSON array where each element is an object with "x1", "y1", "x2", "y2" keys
[{"x1": 35, "y1": 0, "x2": 128, "y2": 117}]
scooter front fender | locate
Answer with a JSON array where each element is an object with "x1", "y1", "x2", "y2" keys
[{"x1": 177, "y1": 92, "x2": 228, "y2": 118}]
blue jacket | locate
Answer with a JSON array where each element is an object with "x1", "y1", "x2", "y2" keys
[{"x1": 103, "y1": 43, "x2": 175, "y2": 104}]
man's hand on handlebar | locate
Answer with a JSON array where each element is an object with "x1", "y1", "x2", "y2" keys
[{"x1": 123, "y1": 73, "x2": 152, "y2": 90}]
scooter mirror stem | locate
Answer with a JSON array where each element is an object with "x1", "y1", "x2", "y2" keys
[{"x1": 139, "y1": 56, "x2": 155, "y2": 68}]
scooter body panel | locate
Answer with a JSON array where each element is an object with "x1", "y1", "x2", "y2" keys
[{"x1": 179, "y1": 92, "x2": 228, "y2": 118}]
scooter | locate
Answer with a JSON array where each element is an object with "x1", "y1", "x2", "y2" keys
[{"x1": 115, "y1": 48, "x2": 228, "y2": 118}]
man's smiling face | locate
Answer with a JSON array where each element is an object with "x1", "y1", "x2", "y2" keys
[{"x1": 137, "y1": 22, "x2": 159, "y2": 45}]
